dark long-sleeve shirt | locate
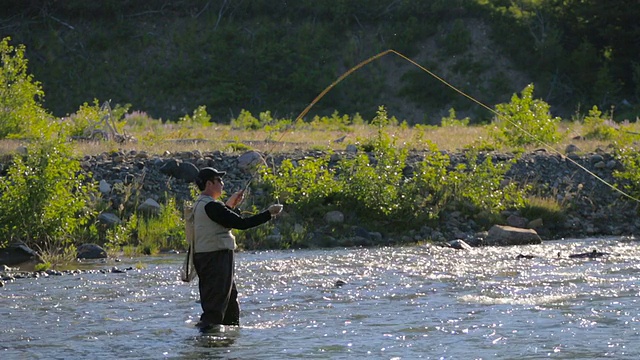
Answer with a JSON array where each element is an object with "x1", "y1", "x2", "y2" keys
[{"x1": 204, "y1": 200, "x2": 272, "y2": 230}]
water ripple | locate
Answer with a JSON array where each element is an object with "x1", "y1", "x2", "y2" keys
[{"x1": 3, "y1": 237, "x2": 640, "y2": 358}]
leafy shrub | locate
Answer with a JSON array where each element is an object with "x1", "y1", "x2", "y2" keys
[
  {"x1": 257, "y1": 114, "x2": 528, "y2": 236},
  {"x1": 104, "y1": 217, "x2": 135, "y2": 255},
  {"x1": 66, "y1": 99, "x2": 130, "y2": 139},
  {"x1": 34, "y1": 262, "x2": 51, "y2": 272},
  {"x1": 370, "y1": 105, "x2": 399, "y2": 127},
  {"x1": 448, "y1": 152, "x2": 527, "y2": 214},
  {"x1": 613, "y1": 146, "x2": 640, "y2": 201},
  {"x1": 492, "y1": 84, "x2": 563, "y2": 147},
  {"x1": 137, "y1": 197, "x2": 185, "y2": 252},
  {"x1": 179, "y1": 105, "x2": 211, "y2": 127},
  {"x1": 308, "y1": 111, "x2": 353, "y2": 132},
  {"x1": 261, "y1": 155, "x2": 341, "y2": 218},
  {"x1": 401, "y1": 141, "x2": 452, "y2": 220},
  {"x1": 441, "y1": 108, "x2": 470, "y2": 127},
  {"x1": 338, "y1": 135, "x2": 407, "y2": 221},
  {"x1": 582, "y1": 105, "x2": 617, "y2": 140},
  {"x1": 335, "y1": 107, "x2": 407, "y2": 223},
  {"x1": 231, "y1": 109, "x2": 261, "y2": 130},
  {"x1": 0, "y1": 37, "x2": 50, "y2": 139},
  {"x1": 227, "y1": 142, "x2": 252, "y2": 152},
  {"x1": 0, "y1": 137, "x2": 97, "y2": 249}
]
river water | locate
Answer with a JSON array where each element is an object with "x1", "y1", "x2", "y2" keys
[{"x1": 2, "y1": 236, "x2": 640, "y2": 359}]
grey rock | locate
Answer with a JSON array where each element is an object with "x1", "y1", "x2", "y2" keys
[
  {"x1": 324, "y1": 210, "x2": 344, "y2": 224},
  {"x1": 138, "y1": 198, "x2": 161, "y2": 215},
  {"x1": 484, "y1": 225, "x2": 542, "y2": 246},
  {"x1": 97, "y1": 212, "x2": 122, "y2": 226},
  {"x1": 237, "y1": 151, "x2": 265, "y2": 172},
  {"x1": 346, "y1": 144, "x2": 358, "y2": 153},
  {"x1": 565, "y1": 144, "x2": 580, "y2": 154},
  {"x1": 506, "y1": 214, "x2": 528, "y2": 228},
  {"x1": 528, "y1": 218, "x2": 544, "y2": 229},
  {"x1": 448, "y1": 239, "x2": 472, "y2": 250},
  {"x1": 0, "y1": 242, "x2": 42, "y2": 266},
  {"x1": 77, "y1": 243, "x2": 107, "y2": 259},
  {"x1": 99, "y1": 179, "x2": 112, "y2": 194},
  {"x1": 159, "y1": 159, "x2": 199, "y2": 182}
]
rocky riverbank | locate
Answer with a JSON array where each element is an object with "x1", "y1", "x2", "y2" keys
[{"x1": 83, "y1": 146, "x2": 639, "y2": 247}]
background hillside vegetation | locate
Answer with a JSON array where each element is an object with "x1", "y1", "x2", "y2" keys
[
  {"x1": 1, "y1": 0, "x2": 638, "y2": 122},
  {"x1": 1, "y1": 0, "x2": 640, "y2": 267}
]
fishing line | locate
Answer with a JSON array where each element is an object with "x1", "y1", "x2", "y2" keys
[
  {"x1": 243, "y1": 51, "x2": 397, "y2": 200},
  {"x1": 260, "y1": 49, "x2": 640, "y2": 204}
]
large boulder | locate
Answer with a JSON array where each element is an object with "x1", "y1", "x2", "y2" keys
[
  {"x1": 237, "y1": 151, "x2": 265, "y2": 172},
  {"x1": 97, "y1": 212, "x2": 122, "y2": 227},
  {"x1": 0, "y1": 242, "x2": 42, "y2": 266},
  {"x1": 159, "y1": 159, "x2": 199, "y2": 182},
  {"x1": 484, "y1": 225, "x2": 542, "y2": 246},
  {"x1": 77, "y1": 243, "x2": 107, "y2": 259},
  {"x1": 138, "y1": 198, "x2": 161, "y2": 215}
]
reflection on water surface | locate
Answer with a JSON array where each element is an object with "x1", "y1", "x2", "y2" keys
[{"x1": 2, "y1": 236, "x2": 640, "y2": 359}]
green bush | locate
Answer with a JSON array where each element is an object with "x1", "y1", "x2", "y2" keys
[
  {"x1": 179, "y1": 105, "x2": 212, "y2": 127},
  {"x1": 230, "y1": 109, "x2": 263, "y2": 130},
  {"x1": 401, "y1": 141, "x2": 452, "y2": 221},
  {"x1": 261, "y1": 154, "x2": 341, "y2": 219},
  {"x1": 492, "y1": 84, "x2": 563, "y2": 147},
  {"x1": 337, "y1": 107, "x2": 407, "y2": 222},
  {"x1": 66, "y1": 99, "x2": 130, "y2": 139},
  {"x1": 257, "y1": 110, "x2": 530, "y2": 237},
  {"x1": 582, "y1": 105, "x2": 617, "y2": 140},
  {"x1": 441, "y1": 108, "x2": 470, "y2": 127},
  {"x1": 0, "y1": 137, "x2": 97, "y2": 249},
  {"x1": 0, "y1": 37, "x2": 50, "y2": 139},
  {"x1": 613, "y1": 146, "x2": 640, "y2": 201},
  {"x1": 137, "y1": 197, "x2": 185, "y2": 252},
  {"x1": 448, "y1": 152, "x2": 527, "y2": 214}
]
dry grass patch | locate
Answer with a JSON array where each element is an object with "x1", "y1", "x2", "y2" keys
[{"x1": 1, "y1": 120, "x2": 639, "y2": 158}]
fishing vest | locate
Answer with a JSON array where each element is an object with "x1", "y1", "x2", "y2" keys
[{"x1": 193, "y1": 195, "x2": 237, "y2": 253}]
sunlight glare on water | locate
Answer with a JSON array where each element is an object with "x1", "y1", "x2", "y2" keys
[{"x1": 2, "y1": 236, "x2": 640, "y2": 359}]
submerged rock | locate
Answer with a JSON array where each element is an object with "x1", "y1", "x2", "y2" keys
[
  {"x1": 448, "y1": 239, "x2": 473, "y2": 250},
  {"x1": 77, "y1": 243, "x2": 107, "y2": 259},
  {"x1": 0, "y1": 242, "x2": 42, "y2": 266},
  {"x1": 568, "y1": 249, "x2": 610, "y2": 259}
]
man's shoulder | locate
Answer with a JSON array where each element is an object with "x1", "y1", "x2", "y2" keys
[{"x1": 203, "y1": 199, "x2": 225, "y2": 209}]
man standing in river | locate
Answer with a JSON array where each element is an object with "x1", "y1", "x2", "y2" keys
[{"x1": 192, "y1": 167, "x2": 283, "y2": 332}]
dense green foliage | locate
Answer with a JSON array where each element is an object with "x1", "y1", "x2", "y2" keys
[
  {"x1": 4, "y1": 24, "x2": 640, "y2": 259},
  {"x1": 257, "y1": 107, "x2": 528, "y2": 244},
  {"x1": 0, "y1": 36, "x2": 98, "y2": 254},
  {"x1": 0, "y1": 137, "x2": 96, "y2": 250},
  {"x1": 492, "y1": 84, "x2": 563, "y2": 147},
  {"x1": 582, "y1": 106, "x2": 617, "y2": 141},
  {"x1": 1, "y1": 1, "x2": 638, "y2": 122},
  {"x1": 479, "y1": 0, "x2": 640, "y2": 119},
  {"x1": 0, "y1": 37, "x2": 50, "y2": 139},
  {"x1": 614, "y1": 148, "x2": 640, "y2": 201}
]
